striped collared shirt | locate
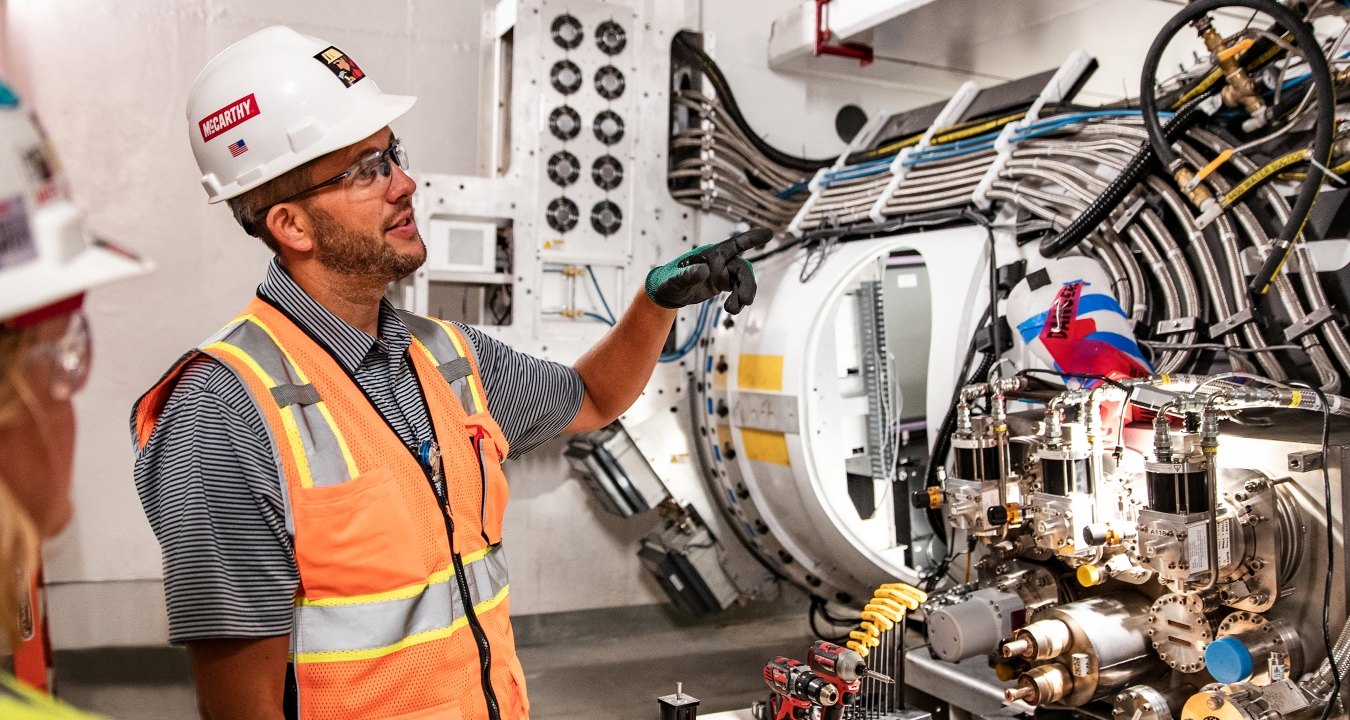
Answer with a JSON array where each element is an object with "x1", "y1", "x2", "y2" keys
[{"x1": 132, "y1": 259, "x2": 583, "y2": 643}]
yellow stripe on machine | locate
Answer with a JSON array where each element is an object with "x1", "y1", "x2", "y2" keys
[
  {"x1": 741, "y1": 429, "x2": 790, "y2": 466},
  {"x1": 737, "y1": 354, "x2": 783, "y2": 392}
]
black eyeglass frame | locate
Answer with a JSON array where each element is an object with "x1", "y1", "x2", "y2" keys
[{"x1": 249, "y1": 137, "x2": 408, "y2": 232}]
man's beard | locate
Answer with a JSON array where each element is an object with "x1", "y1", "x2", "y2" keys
[{"x1": 308, "y1": 204, "x2": 425, "y2": 283}]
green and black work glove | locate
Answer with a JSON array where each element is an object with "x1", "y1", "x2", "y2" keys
[{"x1": 645, "y1": 228, "x2": 772, "y2": 314}]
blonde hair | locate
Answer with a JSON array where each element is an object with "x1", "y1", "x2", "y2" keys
[{"x1": 0, "y1": 326, "x2": 42, "y2": 650}]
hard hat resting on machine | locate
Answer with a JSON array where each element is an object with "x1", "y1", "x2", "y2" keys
[
  {"x1": 0, "y1": 80, "x2": 152, "y2": 323},
  {"x1": 186, "y1": 25, "x2": 418, "y2": 204}
]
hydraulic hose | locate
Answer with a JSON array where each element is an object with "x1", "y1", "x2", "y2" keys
[
  {"x1": 1308, "y1": 616, "x2": 1350, "y2": 699},
  {"x1": 1136, "y1": 0, "x2": 1335, "y2": 296},
  {"x1": 674, "y1": 32, "x2": 835, "y2": 173},
  {"x1": 1039, "y1": 97, "x2": 1209, "y2": 257}
]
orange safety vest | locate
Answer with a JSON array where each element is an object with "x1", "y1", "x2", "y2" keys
[{"x1": 133, "y1": 297, "x2": 528, "y2": 720}]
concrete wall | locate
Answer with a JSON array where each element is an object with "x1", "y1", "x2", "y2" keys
[{"x1": 2, "y1": 0, "x2": 1216, "y2": 648}]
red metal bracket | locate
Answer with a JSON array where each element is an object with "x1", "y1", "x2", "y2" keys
[{"x1": 814, "y1": 0, "x2": 874, "y2": 66}]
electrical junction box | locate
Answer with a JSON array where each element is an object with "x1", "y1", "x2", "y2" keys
[{"x1": 426, "y1": 218, "x2": 499, "y2": 274}]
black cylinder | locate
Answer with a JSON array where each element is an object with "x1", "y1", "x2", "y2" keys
[{"x1": 1147, "y1": 469, "x2": 1208, "y2": 514}]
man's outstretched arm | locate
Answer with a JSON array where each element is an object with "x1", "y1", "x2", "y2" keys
[{"x1": 565, "y1": 228, "x2": 771, "y2": 433}]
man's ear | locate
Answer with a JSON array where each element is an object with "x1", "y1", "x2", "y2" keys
[{"x1": 267, "y1": 203, "x2": 314, "y2": 254}]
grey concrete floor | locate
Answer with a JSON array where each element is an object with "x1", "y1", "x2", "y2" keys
[{"x1": 46, "y1": 602, "x2": 818, "y2": 719}]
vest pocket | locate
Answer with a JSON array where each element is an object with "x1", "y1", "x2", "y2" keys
[
  {"x1": 467, "y1": 413, "x2": 510, "y2": 545},
  {"x1": 289, "y1": 467, "x2": 427, "y2": 599},
  {"x1": 507, "y1": 654, "x2": 531, "y2": 718}
]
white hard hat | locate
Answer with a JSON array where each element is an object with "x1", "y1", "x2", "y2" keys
[
  {"x1": 187, "y1": 25, "x2": 417, "y2": 203},
  {"x1": 0, "y1": 81, "x2": 152, "y2": 323}
]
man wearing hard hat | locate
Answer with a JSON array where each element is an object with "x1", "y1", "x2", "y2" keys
[{"x1": 130, "y1": 26, "x2": 768, "y2": 720}]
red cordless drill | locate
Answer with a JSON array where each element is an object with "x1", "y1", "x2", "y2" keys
[
  {"x1": 806, "y1": 640, "x2": 893, "y2": 720},
  {"x1": 758, "y1": 656, "x2": 839, "y2": 720}
]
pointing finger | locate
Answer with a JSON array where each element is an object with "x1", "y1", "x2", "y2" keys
[{"x1": 728, "y1": 227, "x2": 773, "y2": 254}]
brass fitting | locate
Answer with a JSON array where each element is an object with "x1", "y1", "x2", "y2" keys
[
  {"x1": 1173, "y1": 167, "x2": 1216, "y2": 209},
  {"x1": 1003, "y1": 664, "x2": 1072, "y2": 706},
  {"x1": 1197, "y1": 19, "x2": 1267, "y2": 116}
]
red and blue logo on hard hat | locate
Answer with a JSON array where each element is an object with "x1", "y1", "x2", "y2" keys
[{"x1": 315, "y1": 46, "x2": 365, "y2": 88}]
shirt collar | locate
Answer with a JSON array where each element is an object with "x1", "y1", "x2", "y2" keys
[{"x1": 257, "y1": 258, "x2": 412, "y2": 374}]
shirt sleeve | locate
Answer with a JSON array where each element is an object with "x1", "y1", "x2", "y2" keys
[
  {"x1": 455, "y1": 323, "x2": 585, "y2": 458},
  {"x1": 131, "y1": 356, "x2": 299, "y2": 645}
]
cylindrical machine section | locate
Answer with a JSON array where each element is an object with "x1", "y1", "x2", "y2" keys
[
  {"x1": 1209, "y1": 612, "x2": 1303, "y2": 685},
  {"x1": 1009, "y1": 595, "x2": 1158, "y2": 707},
  {"x1": 1005, "y1": 663, "x2": 1072, "y2": 706},
  {"x1": 927, "y1": 588, "x2": 1026, "y2": 662},
  {"x1": 1005, "y1": 617, "x2": 1072, "y2": 661}
]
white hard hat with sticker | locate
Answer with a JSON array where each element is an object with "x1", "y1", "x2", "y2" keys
[
  {"x1": 186, "y1": 25, "x2": 417, "y2": 204},
  {"x1": 0, "y1": 82, "x2": 152, "y2": 322}
]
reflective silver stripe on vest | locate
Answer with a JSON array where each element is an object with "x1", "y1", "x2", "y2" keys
[
  {"x1": 400, "y1": 312, "x2": 479, "y2": 416},
  {"x1": 207, "y1": 319, "x2": 354, "y2": 489},
  {"x1": 293, "y1": 544, "x2": 510, "y2": 660}
]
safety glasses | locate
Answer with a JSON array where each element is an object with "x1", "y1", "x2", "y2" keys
[
  {"x1": 25, "y1": 311, "x2": 91, "y2": 401},
  {"x1": 253, "y1": 137, "x2": 409, "y2": 223}
]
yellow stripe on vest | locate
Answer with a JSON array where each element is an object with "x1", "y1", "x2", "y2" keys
[
  {"x1": 428, "y1": 323, "x2": 487, "y2": 413},
  {"x1": 206, "y1": 341, "x2": 318, "y2": 489},
  {"x1": 244, "y1": 315, "x2": 360, "y2": 480},
  {"x1": 296, "y1": 546, "x2": 494, "y2": 608},
  {"x1": 292, "y1": 584, "x2": 510, "y2": 664}
]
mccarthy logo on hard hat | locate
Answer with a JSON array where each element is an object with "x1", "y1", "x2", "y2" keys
[
  {"x1": 314, "y1": 46, "x2": 365, "y2": 87},
  {"x1": 199, "y1": 93, "x2": 260, "y2": 142}
]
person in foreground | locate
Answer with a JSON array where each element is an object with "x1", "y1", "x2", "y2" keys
[
  {"x1": 0, "y1": 80, "x2": 152, "y2": 718},
  {"x1": 130, "y1": 26, "x2": 770, "y2": 720}
]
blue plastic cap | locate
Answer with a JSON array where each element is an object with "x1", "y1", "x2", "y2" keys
[
  {"x1": 0, "y1": 79, "x2": 18, "y2": 108},
  {"x1": 1206, "y1": 636, "x2": 1254, "y2": 683}
]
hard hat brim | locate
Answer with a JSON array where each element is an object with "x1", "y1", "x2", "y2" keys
[{"x1": 1, "y1": 237, "x2": 154, "y2": 322}]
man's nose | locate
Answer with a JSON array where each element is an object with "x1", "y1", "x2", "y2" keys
[{"x1": 387, "y1": 162, "x2": 416, "y2": 201}]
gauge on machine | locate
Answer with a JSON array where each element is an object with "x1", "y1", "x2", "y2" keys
[
  {"x1": 546, "y1": 197, "x2": 579, "y2": 233},
  {"x1": 595, "y1": 20, "x2": 627, "y2": 55},
  {"x1": 547, "y1": 151, "x2": 580, "y2": 187},
  {"x1": 550, "y1": 14, "x2": 583, "y2": 50},
  {"x1": 592, "y1": 155, "x2": 623, "y2": 190},
  {"x1": 550, "y1": 60, "x2": 583, "y2": 95},
  {"x1": 590, "y1": 200, "x2": 623, "y2": 236},
  {"x1": 594, "y1": 65, "x2": 625, "y2": 100},
  {"x1": 593, "y1": 110, "x2": 625, "y2": 145},
  {"x1": 549, "y1": 105, "x2": 581, "y2": 141}
]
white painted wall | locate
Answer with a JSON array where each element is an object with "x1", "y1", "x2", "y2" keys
[{"x1": 0, "y1": 0, "x2": 1236, "y2": 648}]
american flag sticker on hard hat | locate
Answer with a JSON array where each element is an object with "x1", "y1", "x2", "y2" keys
[{"x1": 228, "y1": 139, "x2": 248, "y2": 158}]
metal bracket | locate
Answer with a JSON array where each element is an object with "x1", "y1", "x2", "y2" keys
[
  {"x1": 733, "y1": 391, "x2": 800, "y2": 434},
  {"x1": 1288, "y1": 449, "x2": 1325, "y2": 473},
  {"x1": 814, "y1": 0, "x2": 873, "y2": 66},
  {"x1": 869, "y1": 81, "x2": 980, "y2": 224},
  {"x1": 972, "y1": 49, "x2": 1095, "y2": 210},
  {"x1": 1283, "y1": 304, "x2": 1335, "y2": 342},
  {"x1": 1111, "y1": 196, "x2": 1147, "y2": 233},
  {"x1": 1209, "y1": 308, "x2": 1255, "y2": 339},
  {"x1": 1156, "y1": 317, "x2": 1199, "y2": 336}
]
